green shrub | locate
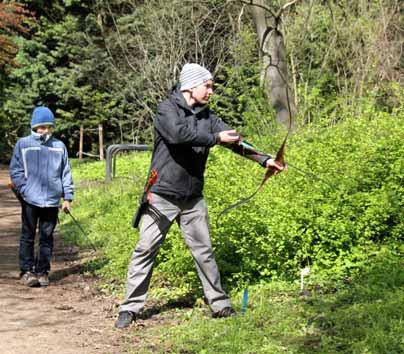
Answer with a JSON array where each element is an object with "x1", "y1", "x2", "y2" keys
[{"x1": 131, "y1": 248, "x2": 403, "y2": 354}]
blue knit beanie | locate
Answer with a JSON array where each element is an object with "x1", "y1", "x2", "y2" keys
[{"x1": 31, "y1": 106, "x2": 55, "y2": 129}]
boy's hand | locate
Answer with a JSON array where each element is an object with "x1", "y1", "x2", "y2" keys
[{"x1": 62, "y1": 200, "x2": 71, "y2": 213}]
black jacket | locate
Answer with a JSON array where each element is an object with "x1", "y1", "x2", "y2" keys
[{"x1": 149, "y1": 87, "x2": 269, "y2": 200}]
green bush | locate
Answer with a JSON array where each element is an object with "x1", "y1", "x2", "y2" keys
[{"x1": 133, "y1": 248, "x2": 403, "y2": 354}]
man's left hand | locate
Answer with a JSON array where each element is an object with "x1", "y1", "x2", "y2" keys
[{"x1": 266, "y1": 159, "x2": 287, "y2": 174}]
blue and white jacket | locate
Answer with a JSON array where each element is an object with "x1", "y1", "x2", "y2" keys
[{"x1": 9, "y1": 131, "x2": 74, "y2": 207}]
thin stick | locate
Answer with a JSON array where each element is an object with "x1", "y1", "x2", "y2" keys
[{"x1": 66, "y1": 210, "x2": 97, "y2": 252}]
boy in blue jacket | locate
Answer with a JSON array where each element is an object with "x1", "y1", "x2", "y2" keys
[{"x1": 9, "y1": 106, "x2": 74, "y2": 287}]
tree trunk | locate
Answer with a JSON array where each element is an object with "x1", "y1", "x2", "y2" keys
[
  {"x1": 250, "y1": 0, "x2": 296, "y2": 128},
  {"x1": 98, "y1": 124, "x2": 104, "y2": 160},
  {"x1": 79, "y1": 125, "x2": 84, "y2": 160}
]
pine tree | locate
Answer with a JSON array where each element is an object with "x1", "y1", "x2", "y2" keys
[{"x1": 0, "y1": 2, "x2": 32, "y2": 68}]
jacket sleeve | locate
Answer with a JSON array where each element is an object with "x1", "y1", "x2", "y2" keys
[
  {"x1": 210, "y1": 113, "x2": 271, "y2": 167},
  {"x1": 228, "y1": 141, "x2": 272, "y2": 167},
  {"x1": 9, "y1": 141, "x2": 27, "y2": 193},
  {"x1": 210, "y1": 112, "x2": 232, "y2": 134},
  {"x1": 154, "y1": 102, "x2": 217, "y2": 147},
  {"x1": 61, "y1": 147, "x2": 74, "y2": 201}
]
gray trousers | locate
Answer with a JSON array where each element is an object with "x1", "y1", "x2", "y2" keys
[{"x1": 119, "y1": 193, "x2": 231, "y2": 313}]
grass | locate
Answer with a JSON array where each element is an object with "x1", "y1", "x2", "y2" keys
[{"x1": 121, "y1": 248, "x2": 403, "y2": 353}]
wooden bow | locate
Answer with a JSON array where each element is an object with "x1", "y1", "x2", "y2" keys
[
  {"x1": 216, "y1": 3, "x2": 297, "y2": 225},
  {"x1": 216, "y1": 123, "x2": 290, "y2": 226}
]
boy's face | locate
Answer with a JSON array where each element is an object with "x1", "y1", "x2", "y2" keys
[
  {"x1": 35, "y1": 125, "x2": 53, "y2": 135},
  {"x1": 190, "y1": 80, "x2": 214, "y2": 105}
]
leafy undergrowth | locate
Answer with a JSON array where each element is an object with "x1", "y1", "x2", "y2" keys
[{"x1": 123, "y1": 248, "x2": 403, "y2": 354}]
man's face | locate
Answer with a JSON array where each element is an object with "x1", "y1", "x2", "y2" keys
[
  {"x1": 190, "y1": 80, "x2": 214, "y2": 105},
  {"x1": 35, "y1": 125, "x2": 53, "y2": 135}
]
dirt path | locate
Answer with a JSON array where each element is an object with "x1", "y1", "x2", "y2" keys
[{"x1": 0, "y1": 165, "x2": 127, "y2": 354}]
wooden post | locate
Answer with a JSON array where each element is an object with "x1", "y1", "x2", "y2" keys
[
  {"x1": 98, "y1": 124, "x2": 104, "y2": 160},
  {"x1": 79, "y1": 125, "x2": 84, "y2": 159}
]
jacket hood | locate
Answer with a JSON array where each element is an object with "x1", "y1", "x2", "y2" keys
[
  {"x1": 31, "y1": 130, "x2": 52, "y2": 144},
  {"x1": 169, "y1": 85, "x2": 208, "y2": 115}
]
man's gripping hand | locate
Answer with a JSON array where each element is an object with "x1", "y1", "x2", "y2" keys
[
  {"x1": 217, "y1": 130, "x2": 241, "y2": 144},
  {"x1": 266, "y1": 159, "x2": 287, "y2": 175}
]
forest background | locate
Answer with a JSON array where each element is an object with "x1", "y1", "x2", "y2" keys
[
  {"x1": 0, "y1": 0, "x2": 401, "y2": 157},
  {"x1": 1, "y1": 1, "x2": 403, "y2": 352}
]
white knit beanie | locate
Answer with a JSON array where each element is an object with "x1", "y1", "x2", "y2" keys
[{"x1": 179, "y1": 63, "x2": 213, "y2": 91}]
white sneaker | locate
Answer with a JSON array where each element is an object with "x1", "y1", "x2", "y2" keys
[
  {"x1": 38, "y1": 273, "x2": 50, "y2": 287},
  {"x1": 21, "y1": 272, "x2": 40, "y2": 287}
]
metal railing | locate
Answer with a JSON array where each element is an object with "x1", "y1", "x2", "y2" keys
[{"x1": 105, "y1": 144, "x2": 150, "y2": 182}]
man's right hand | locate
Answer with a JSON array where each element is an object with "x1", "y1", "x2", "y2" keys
[{"x1": 218, "y1": 130, "x2": 240, "y2": 144}]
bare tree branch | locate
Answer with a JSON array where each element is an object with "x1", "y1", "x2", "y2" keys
[
  {"x1": 238, "y1": 0, "x2": 276, "y2": 19},
  {"x1": 277, "y1": 0, "x2": 302, "y2": 18}
]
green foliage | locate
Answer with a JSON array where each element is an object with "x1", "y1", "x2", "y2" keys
[
  {"x1": 209, "y1": 26, "x2": 275, "y2": 134},
  {"x1": 206, "y1": 112, "x2": 402, "y2": 286},
  {"x1": 301, "y1": 248, "x2": 404, "y2": 354},
  {"x1": 1, "y1": 0, "x2": 403, "y2": 162},
  {"x1": 126, "y1": 248, "x2": 404, "y2": 353},
  {"x1": 0, "y1": 2, "x2": 32, "y2": 68},
  {"x1": 0, "y1": 0, "x2": 109, "y2": 156},
  {"x1": 283, "y1": 0, "x2": 403, "y2": 126}
]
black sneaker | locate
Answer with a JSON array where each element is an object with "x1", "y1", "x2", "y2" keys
[
  {"x1": 21, "y1": 272, "x2": 40, "y2": 287},
  {"x1": 115, "y1": 311, "x2": 136, "y2": 328},
  {"x1": 212, "y1": 307, "x2": 236, "y2": 318}
]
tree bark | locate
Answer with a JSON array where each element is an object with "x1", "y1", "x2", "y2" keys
[
  {"x1": 98, "y1": 124, "x2": 104, "y2": 161},
  {"x1": 250, "y1": 0, "x2": 296, "y2": 128},
  {"x1": 79, "y1": 125, "x2": 84, "y2": 160}
]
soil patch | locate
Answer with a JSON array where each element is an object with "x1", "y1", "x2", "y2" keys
[{"x1": 0, "y1": 165, "x2": 128, "y2": 354}]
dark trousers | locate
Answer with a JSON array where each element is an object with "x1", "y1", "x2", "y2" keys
[{"x1": 20, "y1": 201, "x2": 58, "y2": 274}]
